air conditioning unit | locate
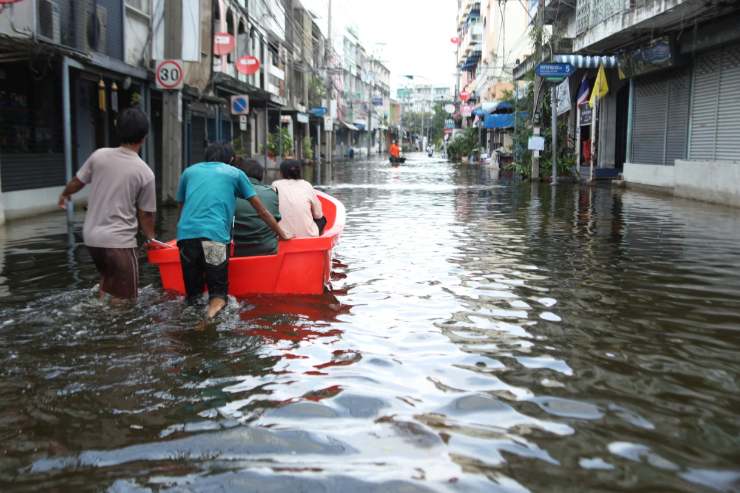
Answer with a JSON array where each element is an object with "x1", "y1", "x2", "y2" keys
[
  {"x1": 73, "y1": 0, "x2": 107, "y2": 53},
  {"x1": 85, "y1": 2, "x2": 108, "y2": 53},
  {"x1": 37, "y1": 0, "x2": 61, "y2": 44}
]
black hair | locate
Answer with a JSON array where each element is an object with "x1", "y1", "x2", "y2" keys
[
  {"x1": 117, "y1": 108, "x2": 149, "y2": 144},
  {"x1": 242, "y1": 159, "x2": 264, "y2": 182},
  {"x1": 279, "y1": 159, "x2": 302, "y2": 180},
  {"x1": 204, "y1": 142, "x2": 235, "y2": 164}
]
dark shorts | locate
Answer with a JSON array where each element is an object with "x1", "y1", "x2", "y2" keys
[
  {"x1": 177, "y1": 239, "x2": 229, "y2": 304},
  {"x1": 87, "y1": 246, "x2": 139, "y2": 299}
]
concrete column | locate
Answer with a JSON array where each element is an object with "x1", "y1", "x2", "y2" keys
[
  {"x1": 0, "y1": 156, "x2": 5, "y2": 225},
  {"x1": 161, "y1": 0, "x2": 183, "y2": 203}
]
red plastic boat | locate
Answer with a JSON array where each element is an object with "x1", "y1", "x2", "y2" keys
[{"x1": 147, "y1": 191, "x2": 346, "y2": 296}]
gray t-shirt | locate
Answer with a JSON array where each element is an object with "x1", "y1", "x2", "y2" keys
[{"x1": 77, "y1": 147, "x2": 156, "y2": 248}]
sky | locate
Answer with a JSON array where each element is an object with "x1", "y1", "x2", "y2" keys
[{"x1": 300, "y1": 0, "x2": 458, "y2": 94}]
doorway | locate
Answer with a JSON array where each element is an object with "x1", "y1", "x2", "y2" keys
[{"x1": 614, "y1": 83, "x2": 629, "y2": 171}]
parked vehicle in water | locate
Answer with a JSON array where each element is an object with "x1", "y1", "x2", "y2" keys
[{"x1": 148, "y1": 191, "x2": 346, "y2": 296}]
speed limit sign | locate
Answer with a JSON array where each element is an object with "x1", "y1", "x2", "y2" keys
[{"x1": 156, "y1": 60, "x2": 184, "y2": 90}]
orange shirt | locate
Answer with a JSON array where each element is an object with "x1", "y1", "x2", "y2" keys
[{"x1": 390, "y1": 144, "x2": 400, "y2": 158}]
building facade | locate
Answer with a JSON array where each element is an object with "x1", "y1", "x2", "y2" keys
[
  {"x1": 517, "y1": 0, "x2": 740, "y2": 206},
  {"x1": 455, "y1": 0, "x2": 531, "y2": 154},
  {"x1": 0, "y1": 0, "x2": 388, "y2": 222}
]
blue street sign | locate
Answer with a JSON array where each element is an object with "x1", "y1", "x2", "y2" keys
[
  {"x1": 372, "y1": 96, "x2": 383, "y2": 106},
  {"x1": 535, "y1": 63, "x2": 575, "y2": 78},
  {"x1": 231, "y1": 95, "x2": 249, "y2": 115},
  {"x1": 309, "y1": 107, "x2": 327, "y2": 117}
]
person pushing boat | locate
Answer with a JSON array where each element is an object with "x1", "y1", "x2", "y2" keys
[{"x1": 176, "y1": 143, "x2": 292, "y2": 319}]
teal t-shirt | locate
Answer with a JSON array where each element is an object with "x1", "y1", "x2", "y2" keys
[{"x1": 176, "y1": 162, "x2": 256, "y2": 244}]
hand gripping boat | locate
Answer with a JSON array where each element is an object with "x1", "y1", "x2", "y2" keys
[{"x1": 147, "y1": 191, "x2": 346, "y2": 296}]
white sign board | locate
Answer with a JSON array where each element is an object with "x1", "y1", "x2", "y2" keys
[
  {"x1": 444, "y1": 104, "x2": 456, "y2": 114},
  {"x1": 528, "y1": 136, "x2": 545, "y2": 151},
  {"x1": 556, "y1": 79, "x2": 571, "y2": 116},
  {"x1": 239, "y1": 115, "x2": 247, "y2": 131},
  {"x1": 155, "y1": 60, "x2": 184, "y2": 90},
  {"x1": 323, "y1": 115, "x2": 333, "y2": 128}
]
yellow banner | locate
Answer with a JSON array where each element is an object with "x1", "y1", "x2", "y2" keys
[{"x1": 589, "y1": 65, "x2": 609, "y2": 108}]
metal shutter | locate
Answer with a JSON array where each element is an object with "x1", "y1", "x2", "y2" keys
[
  {"x1": 689, "y1": 48, "x2": 722, "y2": 160},
  {"x1": 0, "y1": 154, "x2": 66, "y2": 192},
  {"x1": 632, "y1": 77, "x2": 668, "y2": 165},
  {"x1": 716, "y1": 44, "x2": 740, "y2": 161},
  {"x1": 632, "y1": 69, "x2": 691, "y2": 165},
  {"x1": 665, "y1": 68, "x2": 691, "y2": 166}
]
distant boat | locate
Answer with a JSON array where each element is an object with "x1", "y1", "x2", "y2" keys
[{"x1": 148, "y1": 191, "x2": 346, "y2": 296}]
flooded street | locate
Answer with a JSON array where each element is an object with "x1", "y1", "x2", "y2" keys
[{"x1": 1, "y1": 154, "x2": 740, "y2": 492}]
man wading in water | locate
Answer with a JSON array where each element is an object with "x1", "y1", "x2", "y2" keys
[
  {"x1": 176, "y1": 143, "x2": 292, "y2": 318},
  {"x1": 58, "y1": 108, "x2": 157, "y2": 302}
]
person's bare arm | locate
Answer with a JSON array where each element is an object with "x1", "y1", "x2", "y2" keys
[
  {"x1": 137, "y1": 209, "x2": 156, "y2": 242},
  {"x1": 248, "y1": 196, "x2": 293, "y2": 240},
  {"x1": 58, "y1": 177, "x2": 86, "y2": 208},
  {"x1": 310, "y1": 191, "x2": 324, "y2": 219}
]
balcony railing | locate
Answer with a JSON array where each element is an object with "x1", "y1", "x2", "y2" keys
[{"x1": 576, "y1": 0, "x2": 628, "y2": 35}]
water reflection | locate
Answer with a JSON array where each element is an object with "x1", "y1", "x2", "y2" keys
[{"x1": 0, "y1": 155, "x2": 739, "y2": 492}]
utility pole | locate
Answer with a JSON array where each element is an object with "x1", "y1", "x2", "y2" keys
[
  {"x1": 162, "y1": 0, "x2": 183, "y2": 202},
  {"x1": 531, "y1": 0, "x2": 545, "y2": 180},
  {"x1": 551, "y1": 85, "x2": 557, "y2": 183},
  {"x1": 421, "y1": 99, "x2": 425, "y2": 151},
  {"x1": 367, "y1": 57, "x2": 372, "y2": 158},
  {"x1": 325, "y1": 0, "x2": 333, "y2": 164}
]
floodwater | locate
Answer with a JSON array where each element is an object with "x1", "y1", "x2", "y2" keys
[{"x1": 1, "y1": 154, "x2": 740, "y2": 492}]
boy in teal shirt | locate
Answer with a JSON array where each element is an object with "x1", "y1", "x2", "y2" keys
[{"x1": 176, "y1": 143, "x2": 291, "y2": 318}]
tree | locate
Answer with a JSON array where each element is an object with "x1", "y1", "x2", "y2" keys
[{"x1": 402, "y1": 103, "x2": 448, "y2": 145}]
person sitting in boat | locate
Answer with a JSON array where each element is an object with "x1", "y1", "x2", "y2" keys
[
  {"x1": 272, "y1": 159, "x2": 325, "y2": 238},
  {"x1": 389, "y1": 140, "x2": 401, "y2": 164},
  {"x1": 232, "y1": 158, "x2": 281, "y2": 257},
  {"x1": 176, "y1": 143, "x2": 292, "y2": 318}
]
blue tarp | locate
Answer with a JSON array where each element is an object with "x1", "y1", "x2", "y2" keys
[
  {"x1": 483, "y1": 112, "x2": 528, "y2": 129},
  {"x1": 473, "y1": 101, "x2": 514, "y2": 116}
]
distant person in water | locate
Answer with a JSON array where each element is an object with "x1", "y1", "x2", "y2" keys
[
  {"x1": 176, "y1": 144, "x2": 292, "y2": 318},
  {"x1": 272, "y1": 159, "x2": 326, "y2": 238},
  {"x1": 232, "y1": 158, "x2": 282, "y2": 257},
  {"x1": 57, "y1": 107, "x2": 157, "y2": 302},
  {"x1": 389, "y1": 140, "x2": 401, "y2": 164}
]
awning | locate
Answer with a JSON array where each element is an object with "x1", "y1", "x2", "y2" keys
[
  {"x1": 473, "y1": 100, "x2": 514, "y2": 116},
  {"x1": 339, "y1": 120, "x2": 359, "y2": 131},
  {"x1": 553, "y1": 54, "x2": 618, "y2": 69},
  {"x1": 483, "y1": 112, "x2": 528, "y2": 129}
]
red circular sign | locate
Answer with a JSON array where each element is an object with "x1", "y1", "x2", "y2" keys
[
  {"x1": 214, "y1": 32, "x2": 235, "y2": 56},
  {"x1": 236, "y1": 56, "x2": 261, "y2": 75},
  {"x1": 450, "y1": 37, "x2": 461, "y2": 45},
  {"x1": 156, "y1": 60, "x2": 184, "y2": 90},
  {"x1": 459, "y1": 91, "x2": 470, "y2": 102}
]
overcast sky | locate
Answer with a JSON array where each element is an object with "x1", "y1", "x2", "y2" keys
[{"x1": 300, "y1": 0, "x2": 458, "y2": 94}]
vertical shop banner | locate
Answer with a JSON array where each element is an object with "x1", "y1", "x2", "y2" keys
[{"x1": 556, "y1": 79, "x2": 571, "y2": 116}]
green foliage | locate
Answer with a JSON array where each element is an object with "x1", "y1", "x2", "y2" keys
[
  {"x1": 265, "y1": 127, "x2": 293, "y2": 158},
  {"x1": 402, "y1": 103, "x2": 450, "y2": 144},
  {"x1": 308, "y1": 76, "x2": 326, "y2": 108},
  {"x1": 446, "y1": 127, "x2": 480, "y2": 162},
  {"x1": 231, "y1": 137, "x2": 247, "y2": 157},
  {"x1": 302, "y1": 136, "x2": 313, "y2": 160}
]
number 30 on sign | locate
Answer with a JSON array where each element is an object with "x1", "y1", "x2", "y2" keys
[{"x1": 156, "y1": 60, "x2": 185, "y2": 90}]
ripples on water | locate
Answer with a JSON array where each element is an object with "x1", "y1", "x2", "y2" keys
[{"x1": 1, "y1": 155, "x2": 740, "y2": 492}]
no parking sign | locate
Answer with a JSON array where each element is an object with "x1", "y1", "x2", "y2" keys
[{"x1": 231, "y1": 95, "x2": 249, "y2": 115}]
